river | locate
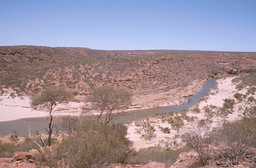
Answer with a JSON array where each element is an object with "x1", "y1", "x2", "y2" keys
[{"x1": 0, "y1": 79, "x2": 217, "y2": 136}]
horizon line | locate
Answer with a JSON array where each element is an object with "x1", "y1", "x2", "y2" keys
[{"x1": 1, "y1": 44, "x2": 256, "y2": 53}]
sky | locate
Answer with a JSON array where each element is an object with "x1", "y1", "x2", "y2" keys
[{"x1": 1, "y1": 0, "x2": 256, "y2": 51}]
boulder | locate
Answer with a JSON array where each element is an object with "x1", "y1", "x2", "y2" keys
[
  {"x1": 12, "y1": 150, "x2": 38, "y2": 163},
  {"x1": 13, "y1": 152, "x2": 33, "y2": 161}
]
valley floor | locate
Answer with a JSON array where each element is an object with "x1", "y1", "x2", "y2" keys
[
  {"x1": 126, "y1": 76, "x2": 256, "y2": 150},
  {"x1": 0, "y1": 79, "x2": 205, "y2": 122}
]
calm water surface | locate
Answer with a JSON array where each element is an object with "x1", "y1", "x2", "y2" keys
[{"x1": 0, "y1": 79, "x2": 217, "y2": 136}]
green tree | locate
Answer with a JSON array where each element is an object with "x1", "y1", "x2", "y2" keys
[
  {"x1": 31, "y1": 86, "x2": 72, "y2": 146},
  {"x1": 89, "y1": 86, "x2": 132, "y2": 125}
]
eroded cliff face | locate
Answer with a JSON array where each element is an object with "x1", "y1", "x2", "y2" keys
[{"x1": 0, "y1": 46, "x2": 256, "y2": 97}]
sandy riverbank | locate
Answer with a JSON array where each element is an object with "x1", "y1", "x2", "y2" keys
[
  {"x1": 0, "y1": 95, "x2": 83, "y2": 122},
  {"x1": 127, "y1": 76, "x2": 255, "y2": 151},
  {"x1": 0, "y1": 79, "x2": 205, "y2": 122}
]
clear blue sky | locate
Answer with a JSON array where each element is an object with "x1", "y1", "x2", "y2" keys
[{"x1": 1, "y1": 0, "x2": 256, "y2": 51}]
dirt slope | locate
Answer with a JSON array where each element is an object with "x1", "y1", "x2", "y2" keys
[{"x1": 0, "y1": 46, "x2": 256, "y2": 97}]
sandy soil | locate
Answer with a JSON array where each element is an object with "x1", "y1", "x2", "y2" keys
[
  {"x1": 198, "y1": 77, "x2": 237, "y2": 108},
  {"x1": 0, "y1": 95, "x2": 83, "y2": 122},
  {"x1": 126, "y1": 76, "x2": 256, "y2": 151},
  {"x1": 0, "y1": 79, "x2": 205, "y2": 122},
  {"x1": 1, "y1": 76, "x2": 255, "y2": 151}
]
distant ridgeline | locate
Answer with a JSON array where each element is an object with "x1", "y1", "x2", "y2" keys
[{"x1": 0, "y1": 46, "x2": 256, "y2": 96}]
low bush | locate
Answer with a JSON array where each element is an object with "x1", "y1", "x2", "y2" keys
[
  {"x1": 204, "y1": 106, "x2": 214, "y2": 119},
  {"x1": 183, "y1": 127, "x2": 211, "y2": 166},
  {"x1": 234, "y1": 92, "x2": 243, "y2": 102},
  {"x1": 0, "y1": 141, "x2": 16, "y2": 157},
  {"x1": 0, "y1": 138, "x2": 40, "y2": 157},
  {"x1": 193, "y1": 107, "x2": 200, "y2": 113},
  {"x1": 126, "y1": 146, "x2": 185, "y2": 166},
  {"x1": 136, "y1": 120, "x2": 156, "y2": 141},
  {"x1": 234, "y1": 73, "x2": 256, "y2": 89},
  {"x1": 185, "y1": 118, "x2": 256, "y2": 167},
  {"x1": 248, "y1": 96, "x2": 255, "y2": 103},
  {"x1": 168, "y1": 115, "x2": 184, "y2": 130},
  {"x1": 210, "y1": 118, "x2": 256, "y2": 165},
  {"x1": 9, "y1": 131, "x2": 19, "y2": 143},
  {"x1": 247, "y1": 87, "x2": 256, "y2": 95},
  {"x1": 60, "y1": 116, "x2": 79, "y2": 133},
  {"x1": 42, "y1": 121, "x2": 133, "y2": 168},
  {"x1": 222, "y1": 99, "x2": 235, "y2": 111},
  {"x1": 244, "y1": 106, "x2": 256, "y2": 117}
]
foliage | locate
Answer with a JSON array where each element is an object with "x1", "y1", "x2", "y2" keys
[
  {"x1": 136, "y1": 120, "x2": 156, "y2": 141},
  {"x1": 220, "y1": 98, "x2": 235, "y2": 116},
  {"x1": 248, "y1": 96, "x2": 255, "y2": 103},
  {"x1": 126, "y1": 146, "x2": 184, "y2": 166},
  {"x1": 244, "y1": 106, "x2": 256, "y2": 118},
  {"x1": 0, "y1": 138, "x2": 40, "y2": 157},
  {"x1": 222, "y1": 99, "x2": 235, "y2": 111},
  {"x1": 9, "y1": 131, "x2": 19, "y2": 143},
  {"x1": 210, "y1": 118, "x2": 256, "y2": 165},
  {"x1": 168, "y1": 115, "x2": 184, "y2": 130},
  {"x1": 203, "y1": 106, "x2": 214, "y2": 119},
  {"x1": 31, "y1": 86, "x2": 72, "y2": 109},
  {"x1": 247, "y1": 87, "x2": 256, "y2": 95},
  {"x1": 43, "y1": 121, "x2": 133, "y2": 168},
  {"x1": 192, "y1": 106, "x2": 201, "y2": 113},
  {"x1": 184, "y1": 118, "x2": 256, "y2": 167},
  {"x1": 183, "y1": 127, "x2": 211, "y2": 166},
  {"x1": 0, "y1": 141, "x2": 16, "y2": 157},
  {"x1": 31, "y1": 86, "x2": 72, "y2": 146},
  {"x1": 234, "y1": 92, "x2": 243, "y2": 102},
  {"x1": 60, "y1": 116, "x2": 79, "y2": 133},
  {"x1": 233, "y1": 73, "x2": 256, "y2": 89},
  {"x1": 88, "y1": 86, "x2": 132, "y2": 125}
]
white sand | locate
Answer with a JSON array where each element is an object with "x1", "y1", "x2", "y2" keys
[
  {"x1": 0, "y1": 94, "x2": 83, "y2": 122},
  {"x1": 199, "y1": 77, "x2": 237, "y2": 108},
  {"x1": 127, "y1": 76, "x2": 256, "y2": 151}
]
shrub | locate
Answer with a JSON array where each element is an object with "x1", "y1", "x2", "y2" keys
[
  {"x1": 168, "y1": 115, "x2": 184, "y2": 130},
  {"x1": 126, "y1": 146, "x2": 184, "y2": 166},
  {"x1": 44, "y1": 121, "x2": 133, "y2": 168},
  {"x1": 222, "y1": 99, "x2": 235, "y2": 111},
  {"x1": 184, "y1": 118, "x2": 256, "y2": 167},
  {"x1": 210, "y1": 118, "x2": 256, "y2": 165},
  {"x1": 183, "y1": 128, "x2": 211, "y2": 166},
  {"x1": 248, "y1": 96, "x2": 255, "y2": 103},
  {"x1": 0, "y1": 141, "x2": 16, "y2": 157},
  {"x1": 244, "y1": 106, "x2": 256, "y2": 118},
  {"x1": 247, "y1": 87, "x2": 256, "y2": 95},
  {"x1": 193, "y1": 107, "x2": 201, "y2": 113},
  {"x1": 234, "y1": 73, "x2": 256, "y2": 89},
  {"x1": 219, "y1": 107, "x2": 231, "y2": 117},
  {"x1": 234, "y1": 92, "x2": 243, "y2": 102},
  {"x1": 0, "y1": 138, "x2": 40, "y2": 157},
  {"x1": 9, "y1": 131, "x2": 19, "y2": 143},
  {"x1": 203, "y1": 106, "x2": 214, "y2": 119},
  {"x1": 198, "y1": 119, "x2": 207, "y2": 127},
  {"x1": 60, "y1": 116, "x2": 79, "y2": 133},
  {"x1": 136, "y1": 120, "x2": 156, "y2": 141}
]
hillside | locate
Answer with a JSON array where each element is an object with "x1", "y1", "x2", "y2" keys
[{"x1": 0, "y1": 46, "x2": 256, "y2": 98}]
